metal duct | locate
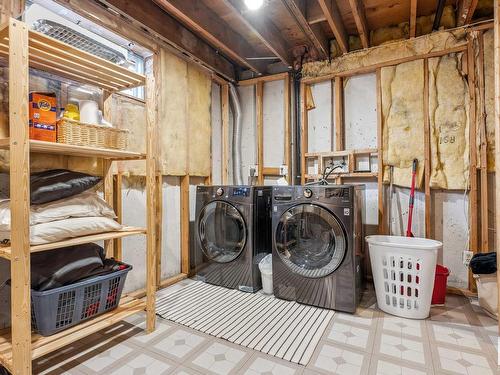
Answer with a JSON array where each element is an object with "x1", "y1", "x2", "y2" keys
[{"x1": 229, "y1": 83, "x2": 244, "y2": 185}]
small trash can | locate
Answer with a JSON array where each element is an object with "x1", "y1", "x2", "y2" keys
[
  {"x1": 474, "y1": 273, "x2": 498, "y2": 319},
  {"x1": 259, "y1": 254, "x2": 273, "y2": 295},
  {"x1": 431, "y1": 265, "x2": 450, "y2": 305}
]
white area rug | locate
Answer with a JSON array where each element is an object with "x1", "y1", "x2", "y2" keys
[{"x1": 156, "y1": 281, "x2": 335, "y2": 365}]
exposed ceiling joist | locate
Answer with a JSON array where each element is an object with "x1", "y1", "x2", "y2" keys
[
  {"x1": 347, "y1": 0, "x2": 369, "y2": 48},
  {"x1": 306, "y1": 1, "x2": 327, "y2": 24},
  {"x1": 222, "y1": 0, "x2": 292, "y2": 67},
  {"x1": 410, "y1": 0, "x2": 418, "y2": 38},
  {"x1": 280, "y1": 0, "x2": 329, "y2": 58},
  {"x1": 152, "y1": 0, "x2": 265, "y2": 73},
  {"x1": 317, "y1": 0, "x2": 349, "y2": 53},
  {"x1": 99, "y1": 0, "x2": 235, "y2": 80},
  {"x1": 457, "y1": 0, "x2": 479, "y2": 26}
]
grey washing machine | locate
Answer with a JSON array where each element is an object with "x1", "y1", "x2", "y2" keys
[
  {"x1": 272, "y1": 185, "x2": 365, "y2": 312},
  {"x1": 194, "y1": 186, "x2": 272, "y2": 292}
]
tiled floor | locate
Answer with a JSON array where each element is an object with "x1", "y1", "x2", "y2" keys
[{"x1": 33, "y1": 279, "x2": 499, "y2": 375}]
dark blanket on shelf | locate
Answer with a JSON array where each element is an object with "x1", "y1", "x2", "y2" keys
[{"x1": 30, "y1": 243, "x2": 120, "y2": 291}]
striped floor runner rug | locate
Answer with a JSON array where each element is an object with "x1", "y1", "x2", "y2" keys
[{"x1": 156, "y1": 281, "x2": 335, "y2": 365}]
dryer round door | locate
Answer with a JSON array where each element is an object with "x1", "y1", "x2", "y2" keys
[
  {"x1": 198, "y1": 201, "x2": 247, "y2": 263},
  {"x1": 275, "y1": 204, "x2": 347, "y2": 278}
]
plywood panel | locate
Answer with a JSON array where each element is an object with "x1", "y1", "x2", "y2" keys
[{"x1": 187, "y1": 65, "x2": 211, "y2": 176}]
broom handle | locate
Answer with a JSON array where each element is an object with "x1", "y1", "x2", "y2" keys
[{"x1": 406, "y1": 159, "x2": 418, "y2": 237}]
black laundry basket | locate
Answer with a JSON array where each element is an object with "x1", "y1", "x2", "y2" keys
[{"x1": 29, "y1": 265, "x2": 132, "y2": 336}]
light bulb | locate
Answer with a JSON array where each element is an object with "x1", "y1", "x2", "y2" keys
[{"x1": 244, "y1": 0, "x2": 264, "y2": 10}]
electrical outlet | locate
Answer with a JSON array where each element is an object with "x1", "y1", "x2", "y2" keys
[
  {"x1": 249, "y1": 165, "x2": 258, "y2": 177},
  {"x1": 462, "y1": 251, "x2": 473, "y2": 267},
  {"x1": 279, "y1": 165, "x2": 288, "y2": 176}
]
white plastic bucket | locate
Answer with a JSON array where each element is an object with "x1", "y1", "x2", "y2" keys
[
  {"x1": 259, "y1": 254, "x2": 273, "y2": 295},
  {"x1": 366, "y1": 235, "x2": 442, "y2": 319},
  {"x1": 473, "y1": 273, "x2": 498, "y2": 320}
]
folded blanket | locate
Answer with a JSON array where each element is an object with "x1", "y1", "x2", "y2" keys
[{"x1": 470, "y1": 252, "x2": 496, "y2": 274}]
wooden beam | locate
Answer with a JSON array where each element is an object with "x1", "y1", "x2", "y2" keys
[
  {"x1": 376, "y1": 68, "x2": 385, "y2": 234},
  {"x1": 284, "y1": 74, "x2": 292, "y2": 183},
  {"x1": 306, "y1": 1, "x2": 327, "y2": 24},
  {"x1": 100, "y1": 0, "x2": 235, "y2": 81},
  {"x1": 300, "y1": 82, "x2": 308, "y2": 185},
  {"x1": 9, "y1": 17, "x2": 31, "y2": 375},
  {"x1": 410, "y1": 0, "x2": 418, "y2": 38},
  {"x1": 180, "y1": 175, "x2": 190, "y2": 275},
  {"x1": 457, "y1": 0, "x2": 479, "y2": 26},
  {"x1": 477, "y1": 34, "x2": 489, "y2": 252},
  {"x1": 113, "y1": 173, "x2": 123, "y2": 261},
  {"x1": 256, "y1": 81, "x2": 264, "y2": 185},
  {"x1": 423, "y1": 59, "x2": 431, "y2": 238},
  {"x1": 317, "y1": 0, "x2": 349, "y2": 54},
  {"x1": 334, "y1": 77, "x2": 343, "y2": 151},
  {"x1": 223, "y1": 0, "x2": 292, "y2": 66},
  {"x1": 280, "y1": 0, "x2": 329, "y2": 59},
  {"x1": 153, "y1": 0, "x2": 264, "y2": 73},
  {"x1": 347, "y1": 0, "x2": 369, "y2": 49},
  {"x1": 145, "y1": 52, "x2": 159, "y2": 333},
  {"x1": 493, "y1": 0, "x2": 500, "y2": 335},
  {"x1": 467, "y1": 36, "x2": 479, "y2": 292}
]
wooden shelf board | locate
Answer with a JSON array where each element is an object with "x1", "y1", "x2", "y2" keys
[
  {"x1": 0, "y1": 139, "x2": 145, "y2": 160},
  {"x1": 305, "y1": 172, "x2": 379, "y2": 179},
  {"x1": 0, "y1": 227, "x2": 146, "y2": 259},
  {"x1": 0, "y1": 296, "x2": 145, "y2": 371},
  {"x1": 0, "y1": 21, "x2": 145, "y2": 92}
]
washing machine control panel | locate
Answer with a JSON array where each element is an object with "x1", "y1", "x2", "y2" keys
[
  {"x1": 325, "y1": 187, "x2": 349, "y2": 199},
  {"x1": 232, "y1": 187, "x2": 250, "y2": 197}
]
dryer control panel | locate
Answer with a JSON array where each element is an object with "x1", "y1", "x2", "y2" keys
[{"x1": 272, "y1": 185, "x2": 353, "y2": 206}]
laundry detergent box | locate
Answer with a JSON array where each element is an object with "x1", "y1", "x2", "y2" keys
[{"x1": 29, "y1": 92, "x2": 57, "y2": 142}]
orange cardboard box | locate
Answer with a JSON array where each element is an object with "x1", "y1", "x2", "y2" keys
[{"x1": 29, "y1": 92, "x2": 57, "y2": 142}]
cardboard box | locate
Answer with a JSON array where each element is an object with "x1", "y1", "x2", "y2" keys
[{"x1": 29, "y1": 92, "x2": 57, "y2": 142}]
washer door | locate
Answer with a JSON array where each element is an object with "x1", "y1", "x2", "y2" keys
[
  {"x1": 275, "y1": 204, "x2": 347, "y2": 278},
  {"x1": 198, "y1": 201, "x2": 247, "y2": 263}
]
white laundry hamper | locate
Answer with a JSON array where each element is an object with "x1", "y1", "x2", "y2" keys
[{"x1": 366, "y1": 235, "x2": 442, "y2": 319}]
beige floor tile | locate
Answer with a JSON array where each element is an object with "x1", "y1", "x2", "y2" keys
[
  {"x1": 426, "y1": 321, "x2": 488, "y2": 352},
  {"x1": 368, "y1": 355, "x2": 435, "y2": 375},
  {"x1": 430, "y1": 345, "x2": 497, "y2": 375},
  {"x1": 187, "y1": 340, "x2": 252, "y2": 375},
  {"x1": 306, "y1": 342, "x2": 370, "y2": 375},
  {"x1": 170, "y1": 365, "x2": 204, "y2": 374},
  {"x1": 105, "y1": 351, "x2": 177, "y2": 375},
  {"x1": 325, "y1": 319, "x2": 375, "y2": 353},
  {"x1": 378, "y1": 314, "x2": 428, "y2": 339},
  {"x1": 150, "y1": 327, "x2": 208, "y2": 361},
  {"x1": 238, "y1": 353, "x2": 304, "y2": 375},
  {"x1": 373, "y1": 331, "x2": 432, "y2": 369}
]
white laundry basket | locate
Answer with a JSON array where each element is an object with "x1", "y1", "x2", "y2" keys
[{"x1": 366, "y1": 235, "x2": 442, "y2": 319}]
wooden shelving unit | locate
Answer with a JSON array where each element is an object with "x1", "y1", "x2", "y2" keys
[{"x1": 0, "y1": 18, "x2": 157, "y2": 375}]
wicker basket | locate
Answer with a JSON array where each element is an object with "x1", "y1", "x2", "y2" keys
[{"x1": 57, "y1": 118, "x2": 129, "y2": 150}]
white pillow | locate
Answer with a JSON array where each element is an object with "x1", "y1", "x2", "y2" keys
[
  {"x1": 0, "y1": 216, "x2": 122, "y2": 245},
  {"x1": 0, "y1": 191, "x2": 116, "y2": 231}
]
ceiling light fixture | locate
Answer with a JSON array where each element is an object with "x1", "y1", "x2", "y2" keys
[{"x1": 244, "y1": 0, "x2": 264, "y2": 10}]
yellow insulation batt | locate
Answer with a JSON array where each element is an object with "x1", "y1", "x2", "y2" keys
[
  {"x1": 428, "y1": 53, "x2": 469, "y2": 190},
  {"x1": 381, "y1": 59, "x2": 425, "y2": 188}
]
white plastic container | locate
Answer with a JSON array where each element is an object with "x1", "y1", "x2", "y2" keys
[
  {"x1": 366, "y1": 235, "x2": 442, "y2": 319},
  {"x1": 259, "y1": 254, "x2": 273, "y2": 295},
  {"x1": 473, "y1": 273, "x2": 498, "y2": 320}
]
